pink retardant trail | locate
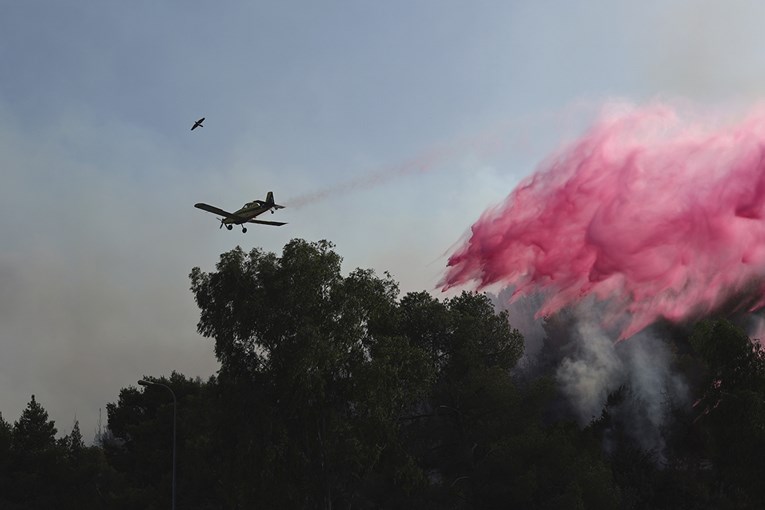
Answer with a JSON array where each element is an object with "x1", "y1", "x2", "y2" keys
[
  {"x1": 441, "y1": 103, "x2": 765, "y2": 339},
  {"x1": 284, "y1": 125, "x2": 510, "y2": 209}
]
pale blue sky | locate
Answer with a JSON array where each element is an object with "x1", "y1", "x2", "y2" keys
[{"x1": 3, "y1": 0, "x2": 765, "y2": 438}]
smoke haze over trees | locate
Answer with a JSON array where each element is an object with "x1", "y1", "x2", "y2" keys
[{"x1": 2, "y1": 239, "x2": 765, "y2": 508}]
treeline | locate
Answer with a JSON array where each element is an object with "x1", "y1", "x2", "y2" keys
[{"x1": 2, "y1": 239, "x2": 765, "y2": 509}]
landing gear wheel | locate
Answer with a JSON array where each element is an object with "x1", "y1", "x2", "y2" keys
[
  {"x1": 242, "y1": 227, "x2": 248, "y2": 233},
  {"x1": 226, "y1": 224, "x2": 233, "y2": 230}
]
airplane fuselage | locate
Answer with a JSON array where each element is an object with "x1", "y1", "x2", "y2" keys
[{"x1": 222, "y1": 201, "x2": 272, "y2": 225}]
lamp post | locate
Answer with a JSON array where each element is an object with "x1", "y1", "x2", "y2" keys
[{"x1": 138, "y1": 379, "x2": 177, "y2": 510}]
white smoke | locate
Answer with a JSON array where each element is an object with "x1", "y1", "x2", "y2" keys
[
  {"x1": 556, "y1": 318, "x2": 622, "y2": 423},
  {"x1": 555, "y1": 305, "x2": 690, "y2": 454},
  {"x1": 493, "y1": 290, "x2": 690, "y2": 455}
]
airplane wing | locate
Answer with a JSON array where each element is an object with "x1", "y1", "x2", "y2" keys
[
  {"x1": 194, "y1": 203, "x2": 247, "y2": 222},
  {"x1": 248, "y1": 219, "x2": 287, "y2": 226}
]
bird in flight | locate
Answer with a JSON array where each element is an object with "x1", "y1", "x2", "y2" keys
[{"x1": 191, "y1": 117, "x2": 205, "y2": 131}]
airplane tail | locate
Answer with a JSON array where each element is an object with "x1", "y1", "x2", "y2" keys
[{"x1": 266, "y1": 191, "x2": 285, "y2": 210}]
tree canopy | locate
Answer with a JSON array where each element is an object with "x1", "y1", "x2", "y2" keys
[{"x1": 3, "y1": 239, "x2": 765, "y2": 508}]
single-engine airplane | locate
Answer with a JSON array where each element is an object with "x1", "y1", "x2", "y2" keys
[
  {"x1": 194, "y1": 192, "x2": 286, "y2": 233},
  {"x1": 191, "y1": 117, "x2": 205, "y2": 130}
]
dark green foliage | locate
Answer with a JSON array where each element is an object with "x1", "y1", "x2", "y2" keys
[
  {"x1": 0, "y1": 413, "x2": 12, "y2": 507},
  {"x1": 392, "y1": 290, "x2": 618, "y2": 509},
  {"x1": 688, "y1": 319, "x2": 765, "y2": 506},
  {"x1": 0, "y1": 397, "x2": 114, "y2": 509},
  {"x1": 104, "y1": 372, "x2": 219, "y2": 509},
  {"x1": 5, "y1": 240, "x2": 765, "y2": 509},
  {"x1": 5, "y1": 395, "x2": 61, "y2": 508},
  {"x1": 189, "y1": 240, "x2": 435, "y2": 507},
  {"x1": 12, "y1": 395, "x2": 57, "y2": 454}
]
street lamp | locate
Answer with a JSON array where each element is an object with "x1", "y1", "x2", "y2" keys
[{"x1": 138, "y1": 379, "x2": 177, "y2": 510}]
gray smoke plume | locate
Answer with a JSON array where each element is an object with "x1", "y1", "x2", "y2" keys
[
  {"x1": 559, "y1": 316, "x2": 689, "y2": 455},
  {"x1": 493, "y1": 290, "x2": 690, "y2": 455}
]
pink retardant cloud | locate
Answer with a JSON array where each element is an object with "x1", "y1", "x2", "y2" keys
[{"x1": 442, "y1": 103, "x2": 765, "y2": 339}]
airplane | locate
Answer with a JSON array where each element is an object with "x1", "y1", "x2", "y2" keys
[
  {"x1": 194, "y1": 192, "x2": 286, "y2": 233},
  {"x1": 191, "y1": 117, "x2": 205, "y2": 130}
]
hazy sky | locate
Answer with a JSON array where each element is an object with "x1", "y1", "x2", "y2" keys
[{"x1": 3, "y1": 0, "x2": 765, "y2": 439}]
